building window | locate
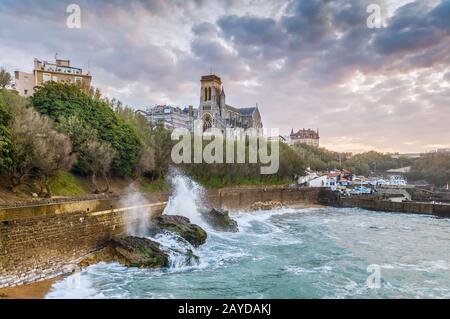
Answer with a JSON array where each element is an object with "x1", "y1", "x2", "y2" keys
[
  {"x1": 208, "y1": 87, "x2": 211, "y2": 101},
  {"x1": 43, "y1": 73, "x2": 51, "y2": 82},
  {"x1": 202, "y1": 113, "x2": 212, "y2": 132},
  {"x1": 24, "y1": 89, "x2": 28, "y2": 95},
  {"x1": 75, "y1": 77, "x2": 82, "y2": 85},
  {"x1": 204, "y1": 88, "x2": 207, "y2": 101}
]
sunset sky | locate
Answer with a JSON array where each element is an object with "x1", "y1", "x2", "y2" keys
[{"x1": 1, "y1": 0, "x2": 449, "y2": 153}]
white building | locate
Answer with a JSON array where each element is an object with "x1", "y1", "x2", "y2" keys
[
  {"x1": 137, "y1": 105, "x2": 195, "y2": 131},
  {"x1": 13, "y1": 71, "x2": 34, "y2": 97},
  {"x1": 307, "y1": 175, "x2": 338, "y2": 191},
  {"x1": 289, "y1": 128, "x2": 320, "y2": 147},
  {"x1": 13, "y1": 57, "x2": 92, "y2": 97}
]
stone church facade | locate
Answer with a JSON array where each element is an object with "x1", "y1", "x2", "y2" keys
[{"x1": 197, "y1": 74, "x2": 262, "y2": 132}]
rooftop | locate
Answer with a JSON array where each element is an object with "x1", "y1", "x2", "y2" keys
[
  {"x1": 290, "y1": 128, "x2": 320, "y2": 139},
  {"x1": 34, "y1": 58, "x2": 86, "y2": 75},
  {"x1": 238, "y1": 107, "x2": 257, "y2": 116},
  {"x1": 201, "y1": 74, "x2": 222, "y2": 82}
]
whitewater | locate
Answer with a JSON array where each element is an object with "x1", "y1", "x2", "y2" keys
[{"x1": 45, "y1": 174, "x2": 450, "y2": 299}]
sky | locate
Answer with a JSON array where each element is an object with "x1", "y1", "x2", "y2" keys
[{"x1": 0, "y1": 0, "x2": 449, "y2": 154}]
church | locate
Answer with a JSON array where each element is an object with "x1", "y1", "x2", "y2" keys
[{"x1": 197, "y1": 74, "x2": 262, "y2": 132}]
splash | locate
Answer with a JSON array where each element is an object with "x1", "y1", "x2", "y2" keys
[
  {"x1": 45, "y1": 270, "x2": 105, "y2": 299},
  {"x1": 119, "y1": 183, "x2": 152, "y2": 237},
  {"x1": 151, "y1": 231, "x2": 200, "y2": 270},
  {"x1": 120, "y1": 176, "x2": 205, "y2": 269},
  {"x1": 163, "y1": 168, "x2": 206, "y2": 227}
]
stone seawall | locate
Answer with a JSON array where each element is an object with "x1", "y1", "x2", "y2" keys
[
  {"x1": 0, "y1": 187, "x2": 329, "y2": 288},
  {"x1": 0, "y1": 201, "x2": 166, "y2": 288},
  {"x1": 209, "y1": 187, "x2": 336, "y2": 210},
  {"x1": 338, "y1": 196, "x2": 450, "y2": 217}
]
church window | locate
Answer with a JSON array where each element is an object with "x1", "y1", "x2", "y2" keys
[
  {"x1": 202, "y1": 113, "x2": 212, "y2": 132},
  {"x1": 204, "y1": 88, "x2": 207, "y2": 101},
  {"x1": 208, "y1": 87, "x2": 211, "y2": 101}
]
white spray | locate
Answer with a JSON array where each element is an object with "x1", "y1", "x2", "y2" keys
[
  {"x1": 163, "y1": 168, "x2": 206, "y2": 227},
  {"x1": 120, "y1": 183, "x2": 152, "y2": 237}
]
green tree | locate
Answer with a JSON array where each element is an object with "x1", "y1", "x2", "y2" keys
[
  {"x1": 32, "y1": 128, "x2": 75, "y2": 197},
  {"x1": 83, "y1": 139, "x2": 114, "y2": 192},
  {"x1": 0, "y1": 98, "x2": 13, "y2": 171},
  {"x1": 57, "y1": 115, "x2": 115, "y2": 192},
  {"x1": 116, "y1": 106, "x2": 155, "y2": 177},
  {"x1": 179, "y1": 137, "x2": 305, "y2": 187},
  {"x1": 6, "y1": 98, "x2": 74, "y2": 194},
  {"x1": 31, "y1": 82, "x2": 141, "y2": 177},
  {"x1": 150, "y1": 124, "x2": 173, "y2": 179},
  {"x1": 408, "y1": 153, "x2": 450, "y2": 187},
  {"x1": 0, "y1": 68, "x2": 12, "y2": 89}
]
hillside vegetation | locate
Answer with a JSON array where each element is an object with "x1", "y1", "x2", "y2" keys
[
  {"x1": 293, "y1": 144, "x2": 414, "y2": 175},
  {"x1": 0, "y1": 83, "x2": 306, "y2": 199},
  {"x1": 2, "y1": 81, "x2": 443, "y2": 201},
  {"x1": 407, "y1": 153, "x2": 450, "y2": 187}
]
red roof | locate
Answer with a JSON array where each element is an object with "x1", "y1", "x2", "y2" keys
[{"x1": 290, "y1": 128, "x2": 319, "y2": 139}]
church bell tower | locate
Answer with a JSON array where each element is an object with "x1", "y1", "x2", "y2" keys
[{"x1": 199, "y1": 74, "x2": 223, "y2": 130}]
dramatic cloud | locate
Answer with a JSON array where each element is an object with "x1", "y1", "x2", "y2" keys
[{"x1": 0, "y1": 0, "x2": 449, "y2": 153}]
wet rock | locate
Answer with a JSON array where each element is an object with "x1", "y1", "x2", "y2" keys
[
  {"x1": 201, "y1": 208, "x2": 239, "y2": 232},
  {"x1": 62, "y1": 264, "x2": 80, "y2": 274},
  {"x1": 107, "y1": 236, "x2": 169, "y2": 268},
  {"x1": 152, "y1": 215, "x2": 207, "y2": 247},
  {"x1": 167, "y1": 247, "x2": 200, "y2": 266},
  {"x1": 78, "y1": 247, "x2": 115, "y2": 268},
  {"x1": 250, "y1": 201, "x2": 283, "y2": 211},
  {"x1": 185, "y1": 249, "x2": 200, "y2": 265}
]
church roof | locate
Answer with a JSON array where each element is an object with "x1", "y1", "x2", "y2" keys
[
  {"x1": 291, "y1": 128, "x2": 320, "y2": 139},
  {"x1": 225, "y1": 104, "x2": 240, "y2": 113},
  {"x1": 238, "y1": 107, "x2": 257, "y2": 116},
  {"x1": 201, "y1": 74, "x2": 222, "y2": 82}
]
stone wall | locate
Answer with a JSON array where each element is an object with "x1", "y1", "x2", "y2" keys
[
  {"x1": 0, "y1": 187, "x2": 329, "y2": 288},
  {"x1": 13, "y1": 186, "x2": 450, "y2": 289},
  {"x1": 338, "y1": 196, "x2": 450, "y2": 217},
  {"x1": 0, "y1": 186, "x2": 329, "y2": 288},
  {"x1": 408, "y1": 188, "x2": 450, "y2": 203},
  {"x1": 209, "y1": 187, "x2": 335, "y2": 210},
  {"x1": 0, "y1": 200, "x2": 166, "y2": 288},
  {"x1": 0, "y1": 193, "x2": 119, "y2": 209},
  {"x1": 2, "y1": 186, "x2": 449, "y2": 289}
]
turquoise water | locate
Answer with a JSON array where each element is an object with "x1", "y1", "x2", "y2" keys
[{"x1": 46, "y1": 207, "x2": 450, "y2": 299}]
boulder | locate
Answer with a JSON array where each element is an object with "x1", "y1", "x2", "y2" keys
[
  {"x1": 167, "y1": 247, "x2": 200, "y2": 266},
  {"x1": 201, "y1": 208, "x2": 239, "y2": 232},
  {"x1": 78, "y1": 236, "x2": 201, "y2": 269},
  {"x1": 152, "y1": 215, "x2": 207, "y2": 247},
  {"x1": 250, "y1": 201, "x2": 283, "y2": 211},
  {"x1": 185, "y1": 249, "x2": 200, "y2": 265},
  {"x1": 107, "y1": 236, "x2": 169, "y2": 268},
  {"x1": 78, "y1": 247, "x2": 116, "y2": 268}
]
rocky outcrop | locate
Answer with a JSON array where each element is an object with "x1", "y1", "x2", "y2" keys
[
  {"x1": 166, "y1": 247, "x2": 200, "y2": 267},
  {"x1": 100, "y1": 236, "x2": 169, "y2": 268},
  {"x1": 152, "y1": 215, "x2": 207, "y2": 247},
  {"x1": 185, "y1": 249, "x2": 200, "y2": 265},
  {"x1": 78, "y1": 235, "x2": 202, "y2": 269},
  {"x1": 250, "y1": 201, "x2": 283, "y2": 211},
  {"x1": 201, "y1": 208, "x2": 239, "y2": 232},
  {"x1": 78, "y1": 248, "x2": 115, "y2": 268}
]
